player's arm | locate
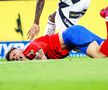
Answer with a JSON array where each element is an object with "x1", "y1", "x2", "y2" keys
[
  {"x1": 27, "y1": 0, "x2": 45, "y2": 40},
  {"x1": 35, "y1": 49, "x2": 47, "y2": 60},
  {"x1": 34, "y1": 0, "x2": 45, "y2": 24}
]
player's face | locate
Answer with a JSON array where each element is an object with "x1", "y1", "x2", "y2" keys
[
  {"x1": 35, "y1": 49, "x2": 47, "y2": 60},
  {"x1": 9, "y1": 48, "x2": 26, "y2": 61}
]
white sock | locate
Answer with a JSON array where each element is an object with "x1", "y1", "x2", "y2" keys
[
  {"x1": 44, "y1": 20, "x2": 56, "y2": 35},
  {"x1": 105, "y1": 16, "x2": 108, "y2": 21}
]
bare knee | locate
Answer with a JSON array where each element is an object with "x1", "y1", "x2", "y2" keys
[
  {"x1": 86, "y1": 41, "x2": 107, "y2": 58},
  {"x1": 48, "y1": 12, "x2": 56, "y2": 23}
]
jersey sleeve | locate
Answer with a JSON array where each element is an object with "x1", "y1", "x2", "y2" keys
[{"x1": 23, "y1": 42, "x2": 41, "y2": 60}]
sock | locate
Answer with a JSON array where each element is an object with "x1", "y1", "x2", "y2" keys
[
  {"x1": 100, "y1": 40, "x2": 108, "y2": 56},
  {"x1": 100, "y1": 11, "x2": 108, "y2": 56},
  {"x1": 105, "y1": 17, "x2": 108, "y2": 38},
  {"x1": 44, "y1": 20, "x2": 56, "y2": 35}
]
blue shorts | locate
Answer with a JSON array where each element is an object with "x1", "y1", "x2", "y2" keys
[{"x1": 62, "y1": 25, "x2": 105, "y2": 54}]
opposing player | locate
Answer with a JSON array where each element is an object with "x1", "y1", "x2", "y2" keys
[
  {"x1": 27, "y1": 0, "x2": 91, "y2": 40},
  {"x1": 5, "y1": 7, "x2": 108, "y2": 61}
]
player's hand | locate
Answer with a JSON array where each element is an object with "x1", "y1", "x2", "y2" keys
[{"x1": 27, "y1": 24, "x2": 40, "y2": 40}]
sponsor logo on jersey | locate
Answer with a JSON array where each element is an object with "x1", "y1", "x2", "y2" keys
[{"x1": 69, "y1": 11, "x2": 81, "y2": 18}]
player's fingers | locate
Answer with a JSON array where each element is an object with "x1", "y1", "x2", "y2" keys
[
  {"x1": 27, "y1": 30, "x2": 35, "y2": 40},
  {"x1": 35, "y1": 31, "x2": 39, "y2": 37},
  {"x1": 30, "y1": 36, "x2": 34, "y2": 40},
  {"x1": 28, "y1": 29, "x2": 38, "y2": 40},
  {"x1": 30, "y1": 34, "x2": 35, "y2": 40},
  {"x1": 28, "y1": 32, "x2": 34, "y2": 40},
  {"x1": 29, "y1": 31, "x2": 36, "y2": 40},
  {"x1": 27, "y1": 30, "x2": 29, "y2": 35},
  {"x1": 27, "y1": 31, "x2": 31, "y2": 39},
  {"x1": 35, "y1": 33, "x2": 38, "y2": 37},
  {"x1": 28, "y1": 35, "x2": 31, "y2": 40}
]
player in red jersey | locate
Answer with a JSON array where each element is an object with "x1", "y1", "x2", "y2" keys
[
  {"x1": 6, "y1": 33, "x2": 70, "y2": 61},
  {"x1": 5, "y1": 7, "x2": 108, "y2": 61}
]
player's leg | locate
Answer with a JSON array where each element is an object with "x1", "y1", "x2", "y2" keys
[
  {"x1": 44, "y1": 12, "x2": 56, "y2": 35},
  {"x1": 100, "y1": 6, "x2": 108, "y2": 38},
  {"x1": 99, "y1": 8, "x2": 108, "y2": 56},
  {"x1": 106, "y1": 14, "x2": 108, "y2": 39},
  {"x1": 62, "y1": 25, "x2": 104, "y2": 54},
  {"x1": 86, "y1": 41, "x2": 106, "y2": 58}
]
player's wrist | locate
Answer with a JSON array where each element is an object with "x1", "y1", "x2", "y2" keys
[
  {"x1": 33, "y1": 23, "x2": 39, "y2": 27},
  {"x1": 32, "y1": 24, "x2": 40, "y2": 32},
  {"x1": 34, "y1": 18, "x2": 40, "y2": 25}
]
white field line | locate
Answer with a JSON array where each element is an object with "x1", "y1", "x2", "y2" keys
[{"x1": 0, "y1": 60, "x2": 51, "y2": 64}]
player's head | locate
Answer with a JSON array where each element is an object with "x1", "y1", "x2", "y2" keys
[
  {"x1": 5, "y1": 48, "x2": 26, "y2": 61},
  {"x1": 5, "y1": 48, "x2": 47, "y2": 61}
]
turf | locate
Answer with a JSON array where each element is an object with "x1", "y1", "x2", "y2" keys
[{"x1": 0, "y1": 57, "x2": 108, "y2": 90}]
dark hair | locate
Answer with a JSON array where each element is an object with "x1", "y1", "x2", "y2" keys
[{"x1": 5, "y1": 48, "x2": 16, "y2": 61}]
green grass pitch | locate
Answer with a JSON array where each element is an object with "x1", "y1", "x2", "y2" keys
[{"x1": 0, "y1": 57, "x2": 108, "y2": 90}]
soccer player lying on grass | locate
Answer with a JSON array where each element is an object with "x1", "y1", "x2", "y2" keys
[{"x1": 5, "y1": 7, "x2": 108, "y2": 61}]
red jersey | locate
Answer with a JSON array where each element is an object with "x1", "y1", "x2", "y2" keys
[{"x1": 23, "y1": 33, "x2": 69, "y2": 60}]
